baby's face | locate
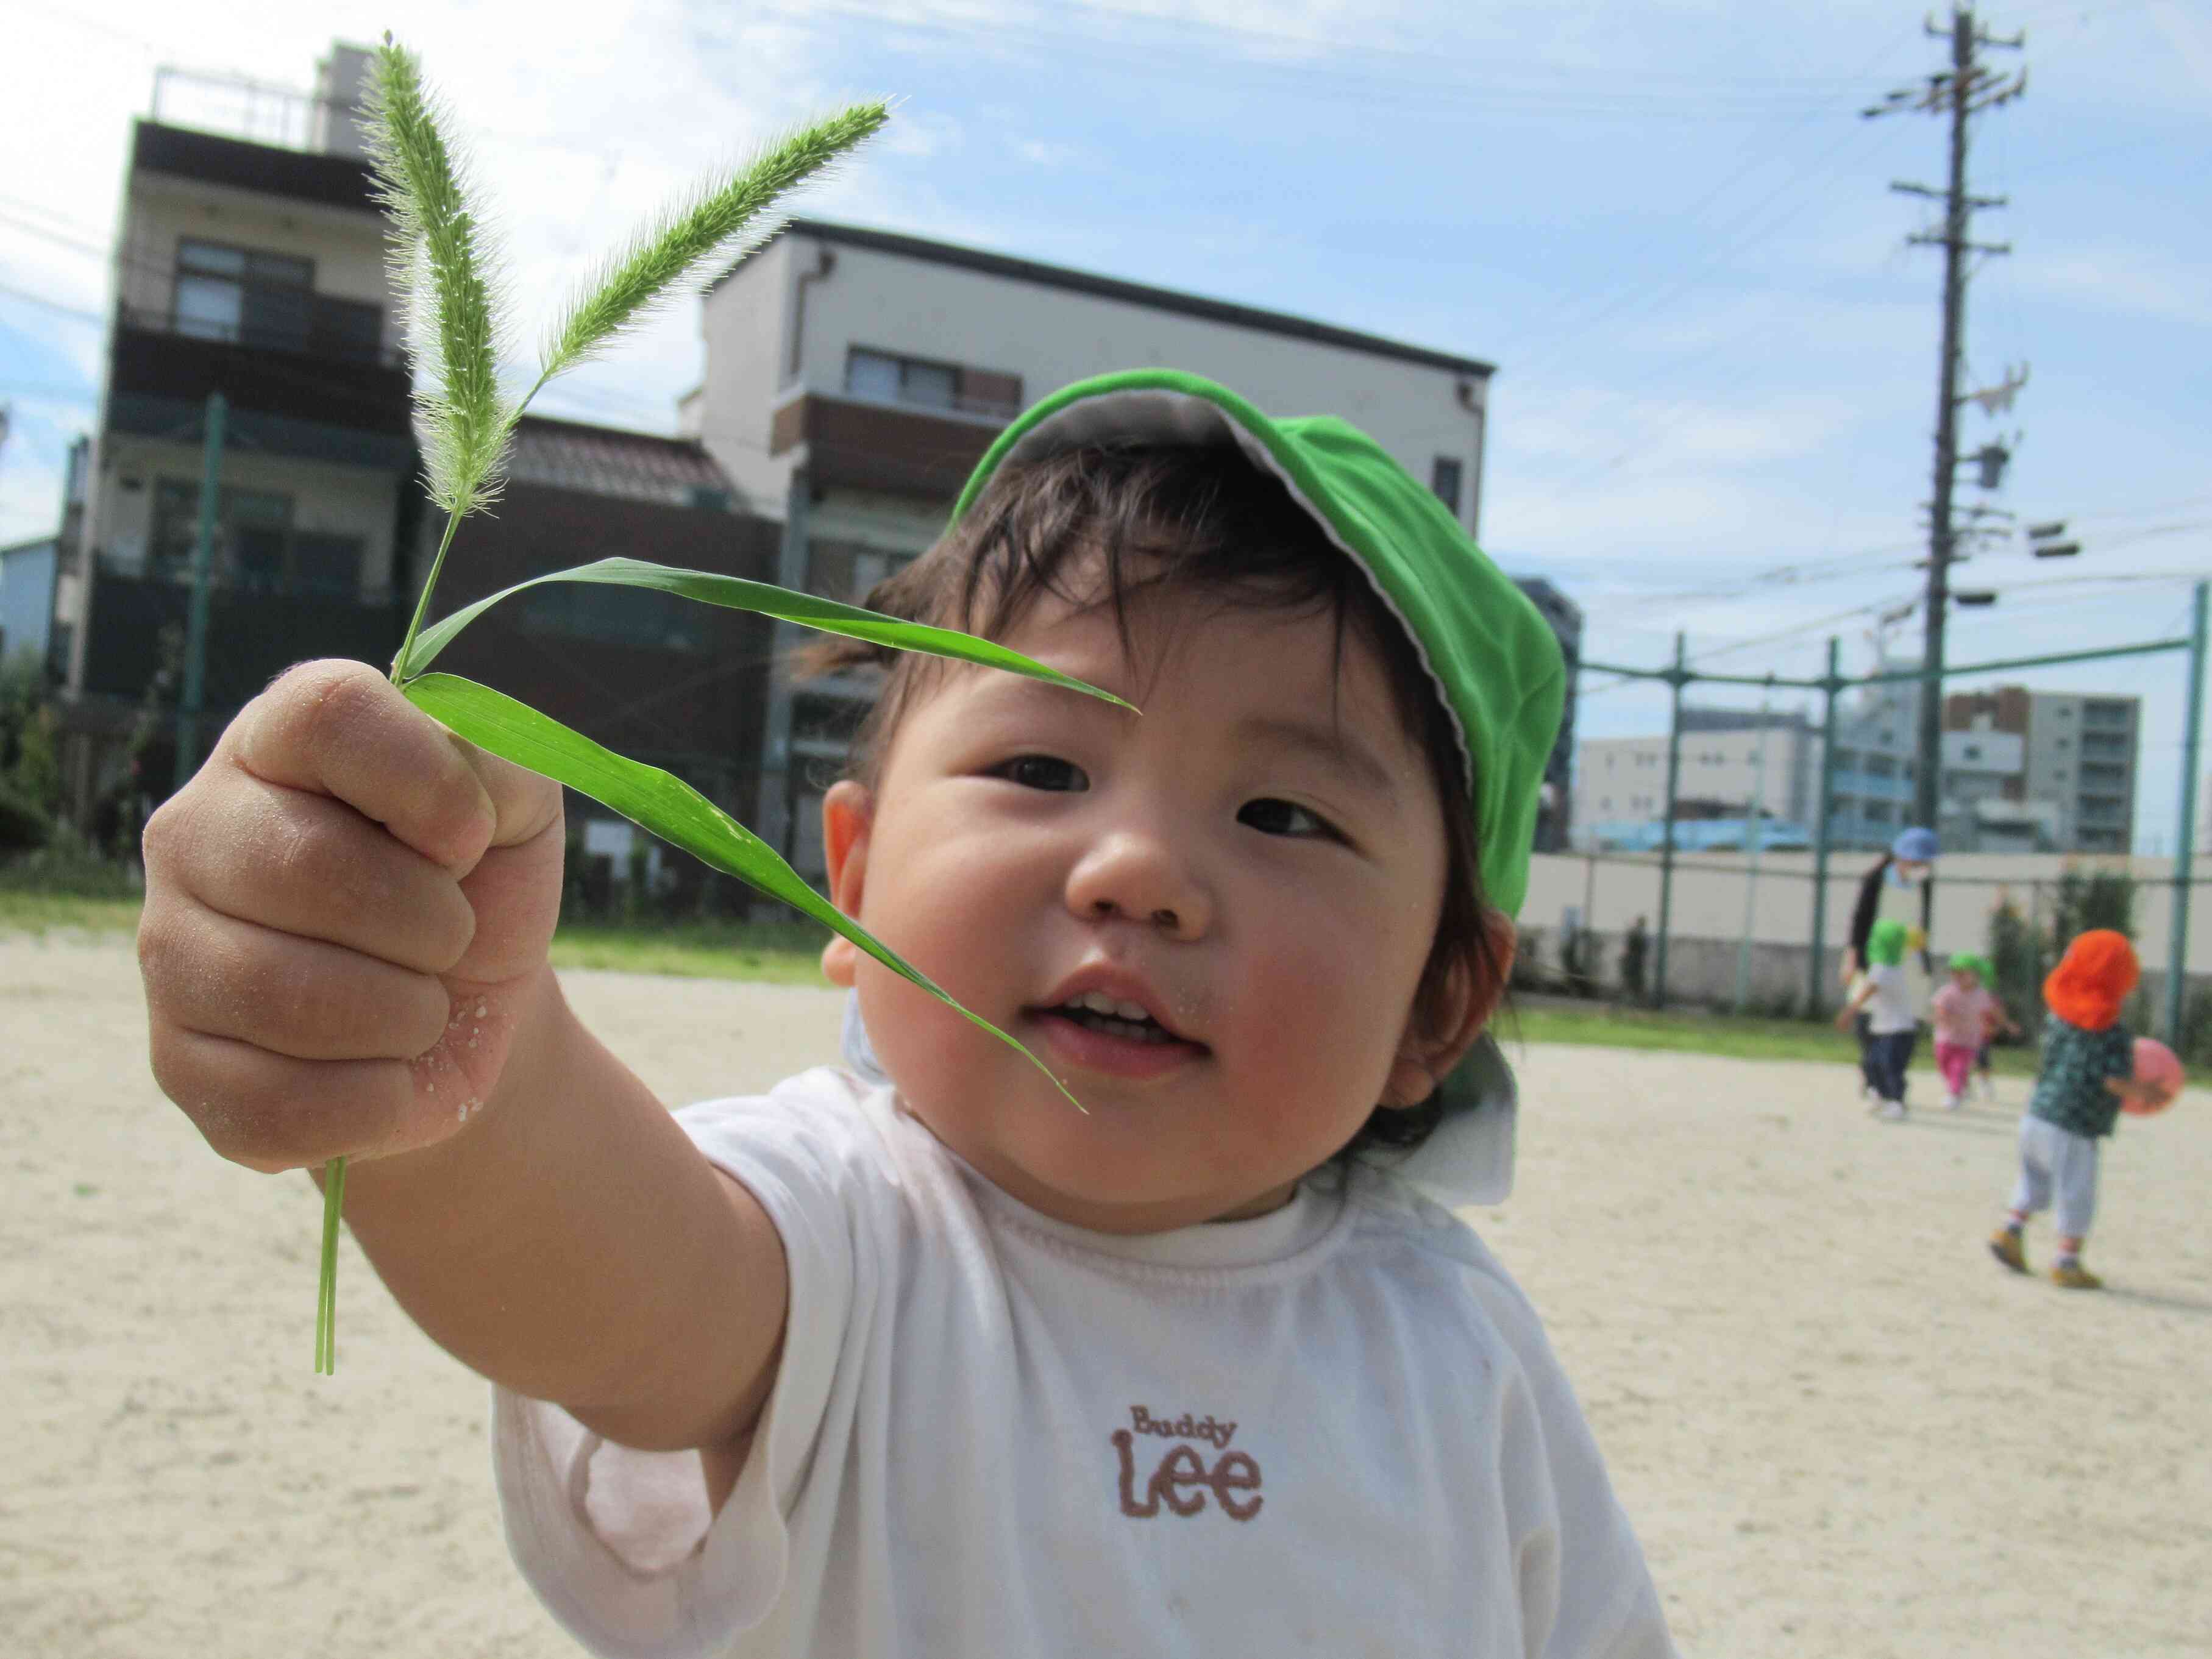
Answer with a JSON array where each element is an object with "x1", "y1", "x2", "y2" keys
[{"x1": 819, "y1": 580, "x2": 1475, "y2": 1232}]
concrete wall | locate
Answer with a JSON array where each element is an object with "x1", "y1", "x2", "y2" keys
[
  {"x1": 694, "y1": 236, "x2": 795, "y2": 509},
  {"x1": 1521, "y1": 847, "x2": 2209, "y2": 1003}
]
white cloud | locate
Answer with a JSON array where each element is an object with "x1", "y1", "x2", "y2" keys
[{"x1": 2013, "y1": 244, "x2": 2212, "y2": 330}]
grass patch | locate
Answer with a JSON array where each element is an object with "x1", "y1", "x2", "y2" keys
[
  {"x1": 1503, "y1": 996, "x2": 2039, "y2": 1076},
  {"x1": 0, "y1": 888, "x2": 144, "y2": 937},
  {"x1": 547, "y1": 917, "x2": 830, "y2": 986}
]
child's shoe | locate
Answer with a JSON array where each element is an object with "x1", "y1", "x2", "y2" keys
[
  {"x1": 1988, "y1": 1226, "x2": 2028, "y2": 1273},
  {"x1": 1876, "y1": 1100, "x2": 1908, "y2": 1121},
  {"x1": 1944, "y1": 1092, "x2": 1963, "y2": 1112},
  {"x1": 2050, "y1": 1258, "x2": 2103, "y2": 1291}
]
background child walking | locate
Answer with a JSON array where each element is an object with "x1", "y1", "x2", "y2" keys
[
  {"x1": 133, "y1": 369, "x2": 1674, "y2": 1657},
  {"x1": 1990, "y1": 929, "x2": 2171, "y2": 1289},
  {"x1": 1837, "y1": 917, "x2": 1919, "y2": 1119},
  {"x1": 1931, "y1": 953, "x2": 2010, "y2": 1110}
]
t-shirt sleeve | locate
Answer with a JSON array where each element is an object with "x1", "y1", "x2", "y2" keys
[
  {"x1": 1468, "y1": 1259, "x2": 1677, "y2": 1659},
  {"x1": 490, "y1": 1067, "x2": 891, "y2": 1659}
]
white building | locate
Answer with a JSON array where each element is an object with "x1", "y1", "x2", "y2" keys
[
  {"x1": 686, "y1": 219, "x2": 1512, "y2": 875},
  {"x1": 1573, "y1": 709, "x2": 1816, "y2": 847}
]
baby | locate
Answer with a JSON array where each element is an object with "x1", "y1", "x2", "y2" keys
[{"x1": 138, "y1": 369, "x2": 1675, "y2": 1656}]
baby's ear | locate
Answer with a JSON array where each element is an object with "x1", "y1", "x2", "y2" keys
[
  {"x1": 817, "y1": 781, "x2": 875, "y2": 989},
  {"x1": 1381, "y1": 918, "x2": 1516, "y2": 1108}
]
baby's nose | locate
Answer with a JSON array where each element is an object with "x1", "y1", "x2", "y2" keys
[{"x1": 1064, "y1": 831, "x2": 1211, "y2": 939}]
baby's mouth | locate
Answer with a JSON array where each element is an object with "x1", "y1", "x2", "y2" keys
[{"x1": 1037, "y1": 990, "x2": 1203, "y2": 1050}]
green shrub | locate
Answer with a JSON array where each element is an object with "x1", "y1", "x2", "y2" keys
[
  {"x1": 0, "y1": 778, "x2": 52, "y2": 851},
  {"x1": 0, "y1": 821, "x2": 140, "y2": 896}
]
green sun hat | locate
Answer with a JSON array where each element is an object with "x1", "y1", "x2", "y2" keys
[
  {"x1": 1868, "y1": 918, "x2": 1910, "y2": 968},
  {"x1": 949, "y1": 368, "x2": 1567, "y2": 922}
]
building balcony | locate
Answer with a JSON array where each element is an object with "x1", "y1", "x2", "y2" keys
[
  {"x1": 108, "y1": 307, "x2": 413, "y2": 468},
  {"x1": 133, "y1": 115, "x2": 377, "y2": 215},
  {"x1": 768, "y1": 389, "x2": 1008, "y2": 498}
]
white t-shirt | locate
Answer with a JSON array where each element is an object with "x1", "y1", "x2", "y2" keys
[
  {"x1": 493, "y1": 1067, "x2": 1674, "y2": 1659},
  {"x1": 1864, "y1": 964, "x2": 1918, "y2": 1036}
]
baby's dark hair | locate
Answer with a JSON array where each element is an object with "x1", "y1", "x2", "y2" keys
[{"x1": 792, "y1": 441, "x2": 1510, "y2": 1162}]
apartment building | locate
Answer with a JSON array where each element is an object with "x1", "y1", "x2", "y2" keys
[
  {"x1": 50, "y1": 51, "x2": 414, "y2": 819},
  {"x1": 1574, "y1": 708, "x2": 1821, "y2": 850},
  {"x1": 49, "y1": 44, "x2": 1564, "y2": 892},
  {"x1": 1944, "y1": 686, "x2": 2141, "y2": 853},
  {"x1": 684, "y1": 219, "x2": 1540, "y2": 876},
  {"x1": 49, "y1": 48, "x2": 766, "y2": 897}
]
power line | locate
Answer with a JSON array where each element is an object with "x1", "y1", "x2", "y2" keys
[{"x1": 0, "y1": 280, "x2": 107, "y2": 326}]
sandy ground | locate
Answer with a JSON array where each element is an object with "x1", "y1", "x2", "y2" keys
[{"x1": 5, "y1": 932, "x2": 2209, "y2": 1658}]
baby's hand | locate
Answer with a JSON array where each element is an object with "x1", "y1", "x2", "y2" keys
[{"x1": 139, "y1": 661, "x2": 566, "y2": 1173}]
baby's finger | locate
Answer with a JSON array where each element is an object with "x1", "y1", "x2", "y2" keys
[
  {"x1": 222, "y1": 660, "x2": 499, "y2": 876},
  {"x1": 148, "y1": 773, "x2": 477, "y2": 975},
  {"x1": 140, "y1": 898, "x2": 452, "y2": 1063},
  {"x1": 146, "y1": 1028, "x2": 419, "y2": 1174}
]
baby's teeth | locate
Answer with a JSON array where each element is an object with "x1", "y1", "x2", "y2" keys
[{"x1": 1111, "y1": 998, "x2": 1149, "y2": 1021}]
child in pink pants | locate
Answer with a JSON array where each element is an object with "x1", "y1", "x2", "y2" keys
[{"x1": 1931, "y1": 954, "x2": 2003, "y2": 1110}]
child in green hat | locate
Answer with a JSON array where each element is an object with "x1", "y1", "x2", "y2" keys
[
  {"x1": 135, "y1": 370, "x2": 1674, "y2": 1656},
  {"x1": 1837, "y1": 917, "x2": 1919, "y2": 1118}
]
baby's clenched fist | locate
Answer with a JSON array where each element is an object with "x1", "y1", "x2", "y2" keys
[{"x1": 138, "y1": 659, "x2": 564, "y2": 1171}]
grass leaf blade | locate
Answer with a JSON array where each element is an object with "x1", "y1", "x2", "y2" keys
[
  {"x1": 400, "y1": 673, "x2": 1083, "y2": 1110},
  {"x1": 393, "y1": 556, "x2": 1131, "y2": 709}
]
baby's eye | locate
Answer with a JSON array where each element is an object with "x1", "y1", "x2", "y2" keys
[
  {"x1": 1238, "y1": 798, "x2": 1339, "y2": 840},
  {"x1": 992, "y1": 755, "x2": 1087, "y2": 792}
]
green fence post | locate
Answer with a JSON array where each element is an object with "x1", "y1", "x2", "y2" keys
[
  {"x1": 1653, "y1": 632, "x2": 1687, "y2": 1009},
  {"x1": 1807, "y1": 636, "x2": 1842, "y2": 1017},
  {"x1": 2164, "y1": 581, "x2": 2207, "y2": 1042}
]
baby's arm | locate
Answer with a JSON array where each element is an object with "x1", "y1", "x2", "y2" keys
[
  {"x1": 139, "y1": 662, "x2": 788, "y2": 1462},
  {"x1": 2105, "y1": 1075, "x2": 2172, "y2": 1108},
  {"x1": 1833, "y1": 978, "x2": 1876, "y2": 1031}
]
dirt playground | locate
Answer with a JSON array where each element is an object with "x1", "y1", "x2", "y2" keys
[{"x1": 6, "y1": 933, "x2": 2208, "y2": 1656}]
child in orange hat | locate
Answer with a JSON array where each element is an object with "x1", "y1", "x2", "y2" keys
[{"x1": 1989, "y1": 930, "x2": 2173, "y2": 1288}]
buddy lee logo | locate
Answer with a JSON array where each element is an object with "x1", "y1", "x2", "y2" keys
[{"x1": 1110, "y1": 1406, "x2": 1263, "y2": 1522}]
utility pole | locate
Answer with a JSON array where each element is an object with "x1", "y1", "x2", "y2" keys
[{"x1": 1865, "y1": 6, "x2": 2024, "y2": 833}]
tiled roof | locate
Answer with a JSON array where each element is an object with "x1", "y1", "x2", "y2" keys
[{"x1": 507, "y1": 414, "x2": 736, "y2": 508}]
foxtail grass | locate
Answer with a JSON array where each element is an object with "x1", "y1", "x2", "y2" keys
[{"x1": 304, "y1": 35, "x2": 891, "y2": 1376}]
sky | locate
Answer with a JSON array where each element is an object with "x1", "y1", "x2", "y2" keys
[{"x1": 2, "y1": 0, "x2": 2208, "y2": 851}]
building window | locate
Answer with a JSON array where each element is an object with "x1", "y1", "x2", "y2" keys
[
  {"x1": 176, "y1": 239, "x2": 315, "y2": 352},
  {"x1": 169, "y1": 238, "x2": 384, "y2": 361},
  {"x1": 1431, "y1": 456, "x2": 1463, "y2": 514},
  {"x1": 844, "y1": 347, "x2": 1021, "y2": 418}
]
